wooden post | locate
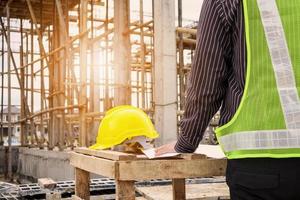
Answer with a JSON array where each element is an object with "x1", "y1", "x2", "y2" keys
[
  {"x1": 139, "y1": 0, "x2": 146, "y2": 109},
  {"x1": 79, "y1": 0, "x2": 88, "y2": 146},
  {"x1": 55, "y1": 0, "x2": 68, "y2": 150},
  {"x1": 177, "y1": 0, "x2": 185, "y2": 112},
  {"x1": 89, "y1": 0, "x2": 95, "y2": 145},
  {"x1": 172, "y1": 179, "x2": 186, "y2": 200},
  {"x1": 30, "y1": 22, "x2": 35, "y2": 145},
  {"x1": 39, "y1": 0, "x2": 45, "y2": 146},
  {"x1": 104, "y1": 0, "x2": 110, "y2": 110},
  {"x1": 25, "y1": 32, "x2": 29, "y2": 146},
  {"x1": 6, "y1": 4, "x2": 13, "y2": 181},
  {"x1": 0, "y1": 21, "x2": 4, "y2": 146},
  {"x1": 115, "y1": 180, "x2": 135, "y2": 200},
  {"x1": 48, "y1": 7, "x2": 55, "y2": 149},
  {"x1": 19, "y1": 19, "x2": 25, "y2": 146},
  {"x1": 75, "y1": 168, "x2": 90, "y2": 200},
  {"x1": 113, "y1": 0, "x2": 131, "y2": 106},
  {"x1": 90, "y1": 0, "x2": 100, "y2": 145},
  {"x1": 67, "y1": 40, "x2": 74, "y2": 147},
  {"x1": 53, "y1": 13, "x2": 60, "y2": 148}
]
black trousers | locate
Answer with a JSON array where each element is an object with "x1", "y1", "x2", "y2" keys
[{"x1": 226, "y1": 158, "x2": 300, "y2": 200}]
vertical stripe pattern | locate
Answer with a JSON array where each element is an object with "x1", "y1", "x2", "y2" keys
[{"x1": 175, "y1": 0, "x2": 245, "y2": 153}]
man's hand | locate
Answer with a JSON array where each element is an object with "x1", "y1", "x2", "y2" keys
[{"x1": 155, "y1": 141, "x2": 177, "y2": 156}]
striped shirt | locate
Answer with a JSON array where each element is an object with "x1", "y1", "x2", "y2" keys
[{"x1": 175, "y1": 0, "x2": 245, "y2": 153}]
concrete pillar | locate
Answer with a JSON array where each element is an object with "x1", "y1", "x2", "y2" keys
[
  {"x1": 154, "y1": 0, "x2": 177, "y2": 145},
  {"x1": 113, "y1": 0, "x2": 131, "y2": 106}
]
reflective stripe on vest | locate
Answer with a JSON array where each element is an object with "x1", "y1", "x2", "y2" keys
[
  {"x1": 216, "y1": 0, "x2": 300, "y2": 157},
  {"x1": 219, "y1": 129, "x2": 300, "y2": 152},
  {"x1": 257, "y1": 0, "x2": 300, "y2": 129}
]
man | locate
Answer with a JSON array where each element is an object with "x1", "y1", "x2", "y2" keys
[{"x1": 156, "y1": 0, "x2": 300, "y2": 199}]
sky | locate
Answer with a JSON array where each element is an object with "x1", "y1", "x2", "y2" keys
[
  {"x1": 0, "y1": 0, "x2": 204, "y2": 110},
  {"x1": 130, "y1": 0, "x2": 203, "y2": 24}
]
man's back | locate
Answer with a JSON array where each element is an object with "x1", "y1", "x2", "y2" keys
[{"x1": 176, "y1": 0, "x2": 300, "y2": 199}]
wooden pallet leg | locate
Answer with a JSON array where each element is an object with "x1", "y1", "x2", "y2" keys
[
  {"x1": 75, "y1": 168, "x2": 90, "y2": 200},
  {"x1": 172, "y1": 178, "x2": 186, "y2": 200},
  {"x1": 116, "y1": 180, "x2": 135, "y2": 200}
]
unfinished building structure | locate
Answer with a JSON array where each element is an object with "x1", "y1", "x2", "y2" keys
[{"x1": 0, "y1": 0, "x2": 198, "y2": 179}]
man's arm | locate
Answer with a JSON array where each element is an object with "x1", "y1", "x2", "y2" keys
[{"x1": 175, "y1": 0, "x2": 231, "y2": 153}]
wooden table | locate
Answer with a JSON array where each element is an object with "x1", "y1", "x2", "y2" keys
[{"x1": 70, "y1": 147, "x2": 227, "y2": 200}]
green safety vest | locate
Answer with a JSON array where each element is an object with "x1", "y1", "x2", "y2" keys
[{"x1": 215, "y1": 0, "x2": 300, "y2": 159}]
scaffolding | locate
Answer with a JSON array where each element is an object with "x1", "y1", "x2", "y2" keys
[{"x1": 0, "y1": 0, "x2": 197, "y2": 180}]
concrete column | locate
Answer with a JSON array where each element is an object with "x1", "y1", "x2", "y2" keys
[
  {"x1": 113, "y1": 0, "x2": 131, "y2": 106},
  {"x1": 154, "y1": 0, "x2": 177, "y2": 145}
]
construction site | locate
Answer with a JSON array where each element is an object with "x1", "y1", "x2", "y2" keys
[{"x1": 0, "y1": 0, "x2": 229, "y2": 199}]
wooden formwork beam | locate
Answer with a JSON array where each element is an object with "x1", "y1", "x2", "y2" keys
[
  {"x1": 0, "y1": 22, "x2": 4, "y2": 146},
  {"x1": 55, "y1": 0, "x2": 68, "y2": 150},
  {"x1": 113, "y1": 0, "x2": 131, "y2": 106},
  {"x1": 139, "y1": 0, "x2": 146, "y2": 108},
  {"x1": 176, "y1": 27, "x2": 197, "y2": 35},
  {"x1": 6, "y1": 5, "x2": 13, "y2": 181},
  {"x1": 19, "y1": 19, "x2": 26, "y2": 146},
  {"x1": 104, "y1": 0, "x2": 110, "y2": 110},
  {"x1": 30, "y1": 22, "x2": 35, "y2": 145},
  {"x1": 39, "y1": 0, "x2": 45, "y2": 144},
  {"x1": 14, "y1": 105, "x2": 82, "y2": 123},
  {"x1": 178, "y1": 0, "x2": 185, "y2": 112},
  {"x1": 79, "y1": 0, "x2": 88, "y2": 147}
]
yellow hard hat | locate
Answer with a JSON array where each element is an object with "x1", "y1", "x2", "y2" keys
[{"x1": 89, "y1": 105, "x2": 159, "y2": 150}]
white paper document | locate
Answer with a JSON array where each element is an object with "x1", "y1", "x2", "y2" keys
[
  {"x1": 195, "y1": 144, "x2": 225, "y2": 159},
  {"x1": 142, "y1": 144, "x2": 225, "y2": 159},
  {"x1": 142, "y1": 148, "x2": 179, "y2": 159}
]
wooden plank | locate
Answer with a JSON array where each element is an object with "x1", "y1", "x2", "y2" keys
[
  {"x1": 176, "y1": 27, "x2": 197, "y2": 35},
  {"x1": 115, "y1": 180, "x2": 136, "y2": 200},
  {"x1": 118, "y1": 159, "x2": 227, "y2": 180},
  {"x1": 172, "y1": 179, "x2": 185, "y2": 200},
  {"x1": 136, "y1": 153, "x2": 206, "y2": 160},
  {"x1": 178, "y1": 154, "x2": 207, "y2": 160},
  {"x1": 136, "y1": 183, "x2": 230, "y2": 200},
  {"x1": 75, "y1": 147, "x2": 137, "y2": 161},
  {"x1": 75, "y1": 168, "x2": 90, "y2": 200},
  {"x1": 70, "y1": 152, "x2": 115, "y2": 178}
]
